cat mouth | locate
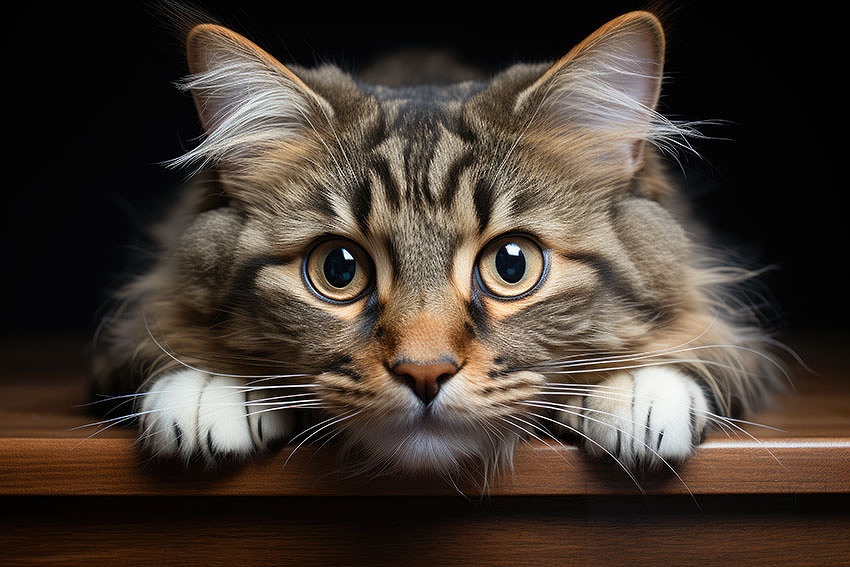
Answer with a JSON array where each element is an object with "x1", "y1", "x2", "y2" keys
[
  {"x1": 347, "y1": 409, "x2": 507, "y2": 476},
  {"x1": 412, "y1": 407, "x2": 446, "y2": 429},
  {"x1": 375, "y1": 398, "x2": 467, "y2": 431}
]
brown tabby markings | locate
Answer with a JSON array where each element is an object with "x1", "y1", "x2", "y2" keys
[{"x1": 94, "y1": 12, "x2": 779, "y2": 477}]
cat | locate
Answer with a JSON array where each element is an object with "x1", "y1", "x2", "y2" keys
[{"x1": 94, "y1": 10, "x2": 780, "y2": 481}]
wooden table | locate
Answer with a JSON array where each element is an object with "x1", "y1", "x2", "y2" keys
[{"x1": 2, "y1": 335, "x2": 849, "y2": 565}]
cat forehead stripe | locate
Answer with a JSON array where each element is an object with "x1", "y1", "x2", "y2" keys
[{"x1": 339, "y1": 118, "x2": 485, "y2": 239}]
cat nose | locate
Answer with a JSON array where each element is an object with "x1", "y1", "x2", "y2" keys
[{"x1": 391, "y1": 360, "x2": 459, "y2": 406}]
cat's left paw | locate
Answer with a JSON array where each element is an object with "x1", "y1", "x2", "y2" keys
[{"x1": 557, "y1": 367, "x2": 709, "y2": 469}]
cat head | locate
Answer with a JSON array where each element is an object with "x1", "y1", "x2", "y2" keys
[{"x1": 158, "y1": 12, "x2": 702, "y2": 478}]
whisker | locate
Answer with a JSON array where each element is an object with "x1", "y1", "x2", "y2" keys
[
  {"x1": 521, "y1": 410, "x2": 646, "y2": 497},
  {"x1": 527, "y1": 342, "x2": 791, "y2": 394},
  {"x1": 535, "y1": 382, "x2": 785, "y2": 430},
  {"x1": 75, "y1": 384, "x2": 319, "y2": 424},
  {"x1": 522, "y1": 398, "x2": 667, "y2": 437},
  {"x1": 74, "y1": 389, "x2": 319, "y2": 431},
  {"x1": 244, "y1": 402, "x2": 326, "y2": 418},
  {"x1": 529, "y1": 383, "x2": 783, "y2": 469},
  {"x1": 71, "y1": 407, "x2": 167, "y2": 431},
  {"x1": 536, "y1": 356, "x2": 775, "y2": 381},
  {"x1": 81, "y1": 383, "x2": 318, "y2": 407},
  {"x1": 283, "y1": 410, "x2": 362, "y2": 469},
  {"x1": 529, "y1": 314, "x2": 721, "y2": 368},
  {"x1": 708, "y1": 414, "x2": 785, "y2": 432},
  {"x1": 700, "y1": 412, "x2": 784, "y2": 466},
  {"x1": 760, "y1": 336, "x2": 818, "y2": 375},
  {"x1": 533, "y1": 387, "x2": 781, "y2": 441},
  {"x1": 243, "y1": 374, "x2": 314, "y2": 385},
  {"x1": 500, "y1": 414, "x2": 577, "y2": 470},
  {"x1": 69, "y1": 414, "x2": 142, "y2": 449},
  {"x1": 310, "y1": 418, "x2": 354, "y2": 454},
  {"x1": 143, "y1": 312, "x2": 312, "y2": 381},
  {"x1": 500, "y1": 415, "x2": 552, "y2": 448},
  {"x1": 524, "y1": 408, "x2": 699, "y2": 507},
  {"x1": 242, "y1": 392, "x2": 320, "y2": 405}
]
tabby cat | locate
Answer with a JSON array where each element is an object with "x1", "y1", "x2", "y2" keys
[{"x1": 94, "y1": 11, "x2": 778, "y2": 481}]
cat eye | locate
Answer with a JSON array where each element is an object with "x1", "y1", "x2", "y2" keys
[
  {"x1": 477, "y1": 235, "x2": 546, "y2": 298},
  {"x1": 305, "y1": 239, "x2": 373, "y2": 302}
]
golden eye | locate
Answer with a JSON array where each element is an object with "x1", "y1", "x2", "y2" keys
[
  {"x1": 477, "y1": 235, "x2": 545, "y2": 298},
  {"x1": 305, "y1": 239, "x2": 372, "y2": 302}
]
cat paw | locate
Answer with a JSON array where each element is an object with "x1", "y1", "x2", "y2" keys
[
  {"x1": 137, "y1": 369, "x2": 295, "y2": 465},
  {"x1": 557, "y1": 367, "x2": 709, "y2": 469}
]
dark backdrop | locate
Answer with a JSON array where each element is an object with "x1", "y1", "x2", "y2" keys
[{"x1": 4, "y1": 2, "x2": 844, "y2": 338}]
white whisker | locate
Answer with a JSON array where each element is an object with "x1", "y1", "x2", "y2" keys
[
  {"x1": 501, "y1": 414, "x2": 577, "y2": 470},
  {"x1": 522, "y1": 398, "x2": 666, "y2": 437},
  {"x1": 143, "y1": 312, "x2": 313, "y2": 381},
  {"x1": 538, "y1": 357, "x2": 750, "y2": 377},
  {"x1": 534, "y1": 386, "x2": 782, "y2": 441},
  {"x1": 522, "y1": 410, "x2": 645, "y2": 496},
  {"x1": 530, "y1": 314, "x2": 720, "y2": 368},
  {"x1": 283, "y1": 410, "x2": 362, "y2": 469},
  {"x1": 526, "y1": 407, "x2": 698, "y2": 507},
  {"x1": 536, "y1": 344, "x2": 784, "y2": 380},
  {"x1": 244, "y1": 402, "x2": 326, "y2": 418}
]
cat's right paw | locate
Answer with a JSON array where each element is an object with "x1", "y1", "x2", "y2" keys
[
  {"x1": 556, "y1": 367, "x2": 709, "y2": 469},
  {"x1": 137, "y1": 369, "x2": 295, "y2": 465}
]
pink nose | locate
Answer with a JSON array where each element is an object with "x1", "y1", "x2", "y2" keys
[{"x1": 392, "y1": 361, "x2": 459, "y2": 406}]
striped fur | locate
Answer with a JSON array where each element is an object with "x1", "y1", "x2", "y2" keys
[{"x1": 95, "y1": 12, "x2": 780, "y2": 482}]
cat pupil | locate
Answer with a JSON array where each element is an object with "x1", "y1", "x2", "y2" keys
[
  {"x1": 324, "y1": 247, "x2": 356, "y2": 288},
  {"x1": 495, "y1": 243, "x2": 525, "y2": 284}
]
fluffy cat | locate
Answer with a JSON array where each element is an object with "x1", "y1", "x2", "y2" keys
[{"x1": 94, "y1": 11, "x2": 779, "y2": 481}]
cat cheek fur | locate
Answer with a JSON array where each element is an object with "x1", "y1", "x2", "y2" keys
[{"x1": 93, "y1": 11, "x2": 780, "y2": 480}]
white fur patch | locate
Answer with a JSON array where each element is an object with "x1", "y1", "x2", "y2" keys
[
  {"x1": 138, "y1": 370, "x2": 294, "y2": 464},
  {"x1": 557, "y1": 367, "x2": 708, "y2": 468}
]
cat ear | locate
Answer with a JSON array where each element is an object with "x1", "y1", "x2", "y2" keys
[
  {"x1": 173, "y1": 24, "x2": 332, "y2": 169},
  {"x1": 517, "y1": 12, "x2": 670, "y2": 174}
]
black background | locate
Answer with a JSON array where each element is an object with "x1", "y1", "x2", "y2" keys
[{"x1": 4, "y1": 1, "x2": 845, "y2": 340}]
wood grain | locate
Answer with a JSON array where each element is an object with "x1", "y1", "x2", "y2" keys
[
  {"x1": 3, "y1": 495, "x2": 849, "y2": 566},
  {"x1": 1, "y1": 436, "x2": 849, "y2": 497},
  {"x1": 1, "y1": 335, "x2": 849, "y2": 496}
]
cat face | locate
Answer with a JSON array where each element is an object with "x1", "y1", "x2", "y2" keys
[{"x1": 158, "y1": 13, "x2": 703, "y2": 475}]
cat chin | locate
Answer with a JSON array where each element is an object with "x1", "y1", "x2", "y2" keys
[{"x1": 343, "y1": 417, "x2": 517, "y2": 477}]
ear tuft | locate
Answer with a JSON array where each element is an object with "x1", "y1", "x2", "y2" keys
[
  {"x1": 171, "y1": 24, "x2": 328, "y2": 170},
  {"x1": 518, "y1": 12, "x2": 691, "y2": 173}
]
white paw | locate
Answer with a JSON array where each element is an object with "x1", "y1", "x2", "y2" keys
[
  {"x1": 557, "y1": 367, "x2": 709, "y2": 468},
  {"x1": 138, "y1": 369, "x2": 295, "y2": 464}
]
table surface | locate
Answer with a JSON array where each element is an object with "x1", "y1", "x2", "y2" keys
[{"x1": 2, "y1": 334, "x2": 849, "y2": 497}]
